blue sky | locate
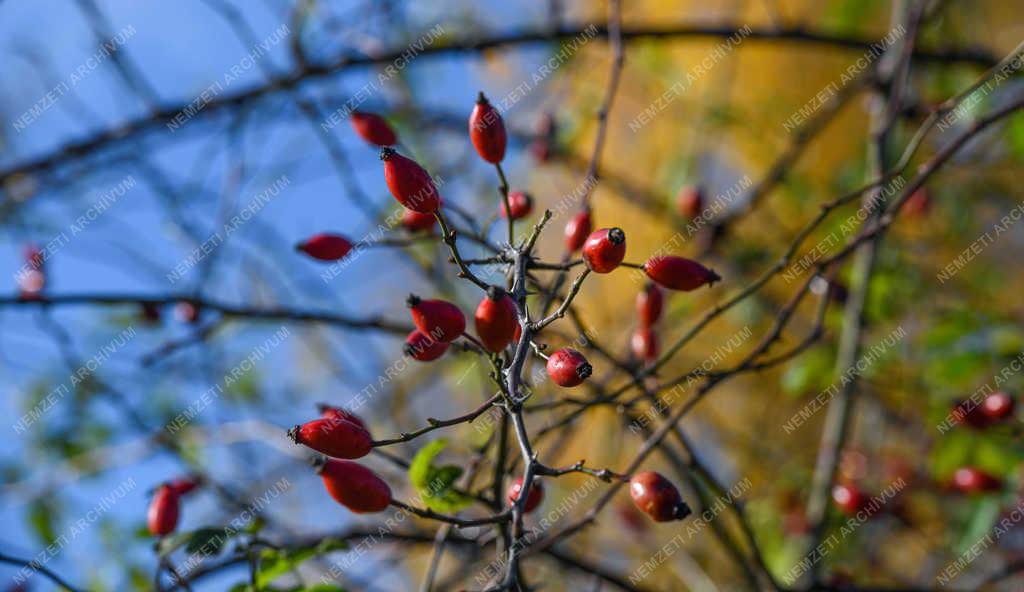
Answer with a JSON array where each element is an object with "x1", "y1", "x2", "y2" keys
[{"x1": 0, "y1": 0, "x2": 583, "y2": 588}]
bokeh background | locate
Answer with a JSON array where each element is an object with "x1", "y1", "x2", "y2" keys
[{"x1": 1, "y1": 0, "x2": 1023, "y2": 590}]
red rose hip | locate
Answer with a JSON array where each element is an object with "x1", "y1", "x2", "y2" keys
[
  {"x1": 629, "y1": 471, "x2": 690, "y2": 522},
  {"x1": 500, "y1": 191, "x2": 533, "y2": 219},
  {"x1": 474, "y1": 287, "x2": 519, "y2": 353},
  {"x1": 407, "y1": 294, "x2": 466, "y2": 343},
  {"x1": 644, "y1": 255, "x2": 720, "y2": 291},
  {"x1": 296, "y1": 233, "x2": 353, "y2": 261},
  {"x1": 507, "y1": 477, "x2": 543, "y2": 513},
  {"x1": 289, "y1": 417, "x2": 373, "y2": 459},
  {"x1": 677, "y1": 185, "x2": 704, "y2": 219},
  {"x1": 546, "y1": 348, "x2": 592, "y2": 387},
  {"x1": 147, "y1": 484, "x2": 180, "y2": 536},
  {"x1": 381, "y1": 147, "x2": 441, "y2": 213},
  {"x1": 582, "y1": 227, "x2": 626, "y2": 273},
  {"x1": 981, "y1": 391, "x2": 1015, "y2": 421},
  {"x1": 404, "y1": 330, "x2": 450, "y2": 362},
  {"x1": 564, "y1": 210, "x2": 592, "y2": 252},
  {"x1": 953, "y1": 466, "x2": 1003, "y2": 494},
  {"x1": 631, "y1": 327, "x2": 658, "y2": 363},
  {"x1": 469, "y1": 92, "x2": 507, "y2": 163},
  {"x1": 831, "y1": 483, "x2": 868, "y2": 515},
  {"x1": 901, "y1": 187, "x2": 931, "y2": 218},
  {"x1": 318, "y1": 459, "x2": 392, "y2": 513},
  {"x1": 636, "y1": 283, "x2": 664, "y2": 327},
  {"x1": 351, "y1": 111, "x2": 397, "y2": 146}
]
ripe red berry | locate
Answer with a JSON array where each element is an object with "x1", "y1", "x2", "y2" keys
[
  {"x1": 380, "y1": 147, "x2": 441, "y2": 213},
  {"x1": 175, "y1": 301, "x2": 200, "y2": 324},
  {"x1": 23, "y1": 244, "x2": 44, "y2": 269},
  {"x1": 400, "y1": 208, "x2": 437, "y2": 233},
  {"x1": 564, "y1": 210, "x2": 592, "y2": 252},
  {"x1": 901, "y1": 187, "x2": 931, "y2": 218},
  {"x1": 831, "y1": 483, "x2": 868, "y2": 515},
  {"x1": 317, "y1": 403, "x2": 367, "y2": 431},
  {"x1": 350, "y1": 111, "x2": 397, "y2": 146},
  {"x1": 168, "y1": 476, "x2": 202, "y2": 496},
  {"x1": 631, "y1": 327, "x2": 658, "y2": 363},
  {"x1": 981, "y1": 391, "x2": 1015, "y2": 421},
  {"x1": 469, "y1": 92, "x2": 506, "y2": 164},
  {"x1": 289, "y1": 418, "x2": 373, "y2": 459},
  {"x1": 546, "y1": 348, "x2": 592, "y2": 387},
  {"x1": 296, "y1": 233, "x2": 353, "y2": 261},
  {"x1": 644, "y1": 255, "x2": 721, "y2": 291},
  {"x1": 507, "y1": 477, "x2": 543, "y2": 513},
  {"x1": 404, "y1": 329, "x2": 450, "y2": 362},
  {"x1": 500, "y1": 191, "x2": 533, "y2": 219},
  {"x1": 952, "y1": 466, "x2": 1003, "y2": 494},
  {"x1": 582, "y1": 227, "x2": 626, "y2": 273},
  {"x1": 407, "y1": 295, "x2": 466, "y2": 343},
  {"x1": 474, "y1": 287, "x2": 519, "y2": 353},
  {"x1": 147, "y1": 484, "x2": 180, "y2": 536},
  {"x1": 677, "y1": 186, "x2": 704, "y2": 219},
  {"x1": 318, "y1": 459, "x2": 392, "y2": 513},
  {"x1": 18, "y1": 269, "x2": 45, "y2": 299},
  {"x1": 629, "y1": 471, "x2": 691, "y2": 522},
  {"x1": 636, "y1": 283, "x2": 664, "y2": 327}
]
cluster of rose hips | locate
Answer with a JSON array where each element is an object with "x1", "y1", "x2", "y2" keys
[
  {"x1": 944, "y1": 390, "x2": 1015, "y2": 495},
  {"x1": 146, "y1": 92, "x2": 727, "y2": 536},
  {"x1": 826, "y1": 390, "x2": 1017, "y2": 521},
  {"x1": 291, "y1": 92, "x2": 720, "y2": 524}
]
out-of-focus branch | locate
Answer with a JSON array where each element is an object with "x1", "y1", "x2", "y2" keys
[
  {"x1": 0, "y1": 24, "x2": 999, "y2": 195},
  {"x1": 0, "y1": 293, "x2": 411, "y2": 334}
]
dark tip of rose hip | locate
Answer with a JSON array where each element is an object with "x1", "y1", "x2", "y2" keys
[
  {"x1": 477, "y1": 91, "x2": 489, "y2": 104},
  {"x1": 577, "y1": 362, "x2": 593, "y2": 380},
  {"x1": 294, "y1": 242, "x2": 306, "y2": 252},
  {"x1": 486, "y1": 285, "x2": 506, "y2": 301},
  {"x1": 287, "y1": 425, "x2": 301, "y2": 444},
  {"x1": 608, "y1": 227, "x2": 625, "y2": 245},
  {"x1": 315, "y1": 403, "x2": 331, "y2": 414},
  {"x1": 406, "y1": 294, "x2": 421, "y2": 308},
  {"x1": 379, "y1": 147, "x2": 397, "y2": 161},
  {"x1": 673, "y1": 502, "x2": 693, "y2": 520},
  {"x1": 707, "y1": 269, "x2": 722, "y2": 286}
]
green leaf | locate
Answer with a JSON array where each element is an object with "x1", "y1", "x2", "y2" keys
[
  {"x1": 408, "y1": 440, "x2": 472, "y2": 513},
  {"x1": 409, "y1": 439, "x2": 449, "y2": 489},
  {"x1": 28, "y1": 498, "x2": 60, "y2": 546},
  {"x1": 1007, "y1": 111, "x2": 1024, "y2": 159},
  {"x1": 957, "y1": 497, "x2": 1001, "y2": 554},
  {"x1": 256, "y1": 540, "x2": 348, "y2": 587},
  {"x1": 426, "y1": 465, "x2": 463, "y2": 495},
  {"x1": 185, "y1": 527, "x2": 230, "y2": 556},
  {"x1": 929, "y1": 430, "x2": 975, "y2": 477},
  {"x1": 421, "y1": 488, "x2": 473, "y2": 513}
]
